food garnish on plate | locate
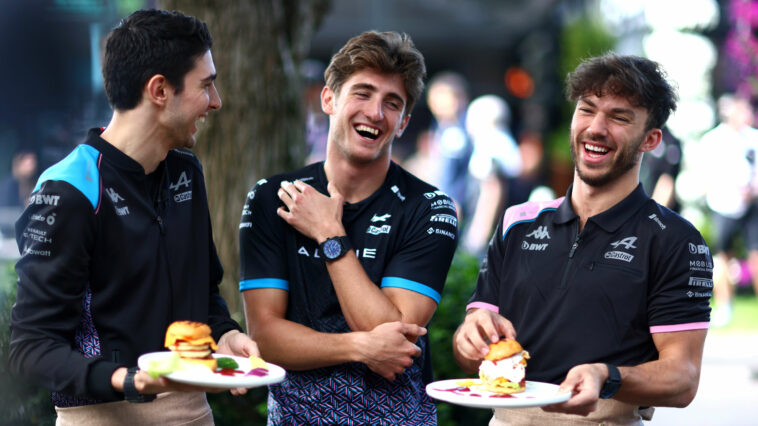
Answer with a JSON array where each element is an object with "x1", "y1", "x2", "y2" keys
[{"x1": 478, "y1": 339, "x2": 530, "y2": 394}]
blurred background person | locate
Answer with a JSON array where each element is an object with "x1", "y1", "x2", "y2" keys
[
  {"x1": 461, "y1": 94, "x2": 522, "y2": 255},
  {"x1": 699, "y1": 93, "x2": 758, "y2": 327},
  {"x1": 426, "y1": 71, "x2": 473, "y2": 221},
  {"x1": 302, "y1": 59, "x2": 329, "y2": 164},
  {"x1": 0, "y1": 150, "x2": 38, "y2": 209},
  {"x1": 640, "y1": 126, "x2": 682, "y2": 211}
]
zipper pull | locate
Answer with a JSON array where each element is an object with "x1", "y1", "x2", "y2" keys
[
  {"x1": 568, "y1": 238, "x2": 579, "y2": 258},
  {"x1": 156, "y1": 216, "x2": 164, "y2": 233}
]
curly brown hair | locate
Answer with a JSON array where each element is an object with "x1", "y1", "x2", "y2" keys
[{"x1": 566, "y1": 53, "x2": 678, "y2": 131}]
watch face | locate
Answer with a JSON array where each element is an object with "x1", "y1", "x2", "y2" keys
[{"x1": 323, "y1": 239, "x2": 343, "y2": 259}]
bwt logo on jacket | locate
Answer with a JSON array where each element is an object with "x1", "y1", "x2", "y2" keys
[{"x1": 29, "y1": 193, "x2": 60, "y2": 206}]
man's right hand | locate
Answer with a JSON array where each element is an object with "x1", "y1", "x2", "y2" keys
[
  {"x1": 352, "y1": 321, "x2": 426, "y2": 381},
  {"x1": 453, "y1": 308, "x2": 515, "y2": 372}
]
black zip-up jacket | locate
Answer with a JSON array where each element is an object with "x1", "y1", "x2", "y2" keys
[{"x1": 10, "y1": 128, "x2": 241, "y2": 405}]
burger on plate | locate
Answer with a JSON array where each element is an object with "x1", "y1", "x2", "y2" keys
[
  {"x1": 478, "y1": 339, "x2": 529, "y2": 394},
  {"x1": 164, "y1": 320, "x2": 218, "y2": 370}
]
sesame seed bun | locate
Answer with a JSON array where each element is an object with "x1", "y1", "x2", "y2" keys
[{"x1": 484, "y1": 339, "x2": 523, "y2": 361}]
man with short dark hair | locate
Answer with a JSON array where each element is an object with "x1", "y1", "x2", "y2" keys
[
  {"x1": 453, "y1": 53, "x2": 712, "y2": 425},
  {"x1": 10, "y1": 9, "x2": 257, "y2": 424},
  {"x1": 240, "y1": 31, "x2": 457, "y2": 424}
]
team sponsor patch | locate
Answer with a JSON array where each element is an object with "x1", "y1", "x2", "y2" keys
[
  {"x1": 430, "y1": 213, "x2": 457, "y2": 226},
  {"x1": 391, "y1": 185, "x2": 406, "y2": 201},
  {"x1": 604, "y1": 251, "x2": 634, "y2": 262},
  {"x1": 688, "y1": 277, "x2": 713, "y2": 288},
  {"x1": 648, "y1": 213, "x2": 666, "y2": 230},
  {"x1": 239, "y1": 222, "x2": 252, "y2": 229},
  {"x1": 427, "y1": 227, "x2": 455, "y2": 240},
  {"x1": 423, "y1": 190, "x2": 448, "y2": 200},
  {"x1": 430, "y1": 198, "x2": 456, "y2": 211},
  {"x1": 174, "y1": 191, "x2": 192, "y2": 202},
  {"x1": 23, "y1": 228, "x2": 52, "y2": 244},
  {"x1": 29, "y1": 193, "x2": 60, "y2": 206},
  {"x1": 367, "y1": 225, "x2": 392, "y2": 235},
  {"x1": 686, "y1": 290, "x2": 712, "y2": 298},
  {"x1": 371, "y1": 213, "x2": 391, "y2": 222},
  {"x1": 22, "y1": 245, "x2": 51, "y2": 257},
  {"x1": 689, "y1": 259, "x2": 713, "y2": 273},
  {"x1": 169, "y1": 171, "x2": 191, "y2": 191},
  {"x1": 525, "y1": 226, "x2": 550, "y2": 240},
  {"x1": 521, "y1": 241, "x2": 548, "y2": 251},
  {"x1": 688, "y1": 243, "x2": 710, "y2": 256},
  {"x1": 30, "y1": 213, "x2": 57, "y2": 226}
]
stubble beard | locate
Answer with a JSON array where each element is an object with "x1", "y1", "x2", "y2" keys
[{"x1": 570, "y1": 131, "x2": 643, "y2": 188}]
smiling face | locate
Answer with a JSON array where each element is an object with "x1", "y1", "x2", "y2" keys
[
  {"x1": 569, "y1": 93, "x2": 659, "y2": 188},
  {"x1": 163, "y1": 50, "x2": 222, "y2": 149},
  {"x1": 322, "y1": 68, "x2": 410, "y2": 165}
]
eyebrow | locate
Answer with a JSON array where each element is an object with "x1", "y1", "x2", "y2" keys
[
  {"x1": 579, "y1": 98, "x2": 635, "y2": 117},
  {"x1": 350, "y1": 82, "x2": 406, "y2": 105},
  {"x1": 201, "y1": 73, "x2": 217, "y2": 83}
]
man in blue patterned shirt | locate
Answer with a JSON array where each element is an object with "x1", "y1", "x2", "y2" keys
[{"x1": 239, "y1": 31, "x2": 458, "y2": 424}]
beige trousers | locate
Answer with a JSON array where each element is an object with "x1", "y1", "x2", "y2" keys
[
  {"x1": 490, "y1": 399, "x2": 654, "y2": 426},
  {"x1": 55, "y1": 392, "x2": 213, "y2": 426}
]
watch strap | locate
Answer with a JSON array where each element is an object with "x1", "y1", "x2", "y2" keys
[
  {"x1": 599, "y1": 363, "x2": 621, "y2": 399},
  {"x1": 123, "y1": 367, "x2": 156, "y2": 403}
]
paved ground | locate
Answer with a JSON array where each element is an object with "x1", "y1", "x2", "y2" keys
[{"x1": 649, "y1": 332, "x2": 758, "y2": 425}]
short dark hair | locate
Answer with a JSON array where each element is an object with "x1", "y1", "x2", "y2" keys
[
  {"x1": 325, "y1": 31, "x2": 426, "y2": 116},
  {"x1": 103, "y1": 9, "x2": 213, "y2": 111},
  {"x1": 566, "y1": 53, "x2": 678, "y2": 130}
]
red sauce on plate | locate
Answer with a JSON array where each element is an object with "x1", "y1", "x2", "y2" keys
[
  {"x1": 215, "y1": 369, "x2": 243, "y2": 376},
  {"x1": 246, "y1": 368, "x2": 269, "y2": 377}
]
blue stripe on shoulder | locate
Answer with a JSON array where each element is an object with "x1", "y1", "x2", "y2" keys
[
  {"x1": 34, "y1": 145, "x2": 101, "y2": 209},
  {"x1": 239, "y1": 278, "x2": 289, "y2": 292},
  {"x1": 381, "y1": 276, "x2": 441, "y2": 303}
]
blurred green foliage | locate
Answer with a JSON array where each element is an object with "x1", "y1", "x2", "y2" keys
[
  {"x1": 0, "y1": 261, "x2": 56, "y2": 425},
  {"x1": 430, "y1": 251, "x2": 493, "y2": 425}
]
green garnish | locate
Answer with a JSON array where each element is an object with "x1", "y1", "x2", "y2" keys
[{"x1": 216, "y1": 357, "x2": 239, "y2": 370}]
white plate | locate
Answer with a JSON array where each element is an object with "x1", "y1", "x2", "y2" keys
[
  {"x1": 137, "y1": 351, "x2": 285, "y2": 389},
  {"x1": 426, "y1": 379, "x2": 571, "y2": 409}
]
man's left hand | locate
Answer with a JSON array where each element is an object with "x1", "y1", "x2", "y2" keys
[
  {"x1": 542, "y1": 363, "x2": 607, "y2": 416},
  {"x1": 216, "y1": 330, "x2": 260, "y2": 395}
]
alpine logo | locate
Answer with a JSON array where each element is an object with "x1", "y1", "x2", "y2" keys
[
  {"x1": 610, "y1": 236, "x2": 637, "y2": 250},
  {"x1": 521, "y1": 241, "x2": 548, "y2": 251},
  {"x1": 371, "y1": 213, "x2": 392, "y2": 222},
  {"x1": 169, "y1": 171, "x2": 191, "y2": 191},
  {"x1": 525, "y1": 226, "x2": 550, "y2": 240},
  {"x1": 367, "y1": 225, "x2": 392, "y2": 235}
]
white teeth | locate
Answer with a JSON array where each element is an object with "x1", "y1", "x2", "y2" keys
[
  {"x1": 356, "y1": 125, "x2": 379, "y2": 135},
  {"x1": 585, "y1": 144, "x2": 608, "y2": 153},
  {"x1": 195, "y1": 117, "x2": 206, "y2": 131}
]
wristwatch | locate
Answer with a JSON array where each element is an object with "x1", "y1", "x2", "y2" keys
[
  {"x1": 123, "y1": 367, "x2": 156, "y2": 403},
  {"x1": 319, "y1": 236, "x2": 351, "y2": 261},
  {"x1": 599, "y1": 363, "x2": 621, "y2": 399}
]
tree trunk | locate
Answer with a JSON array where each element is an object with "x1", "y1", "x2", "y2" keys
[{"x1": 159, "y1": 0, "x2": 329, "y2": 322}]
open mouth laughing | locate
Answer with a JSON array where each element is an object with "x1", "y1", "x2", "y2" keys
[
  {"x1": 355, "y1": 124, "x2": 380, "y2": 141},
  {"x1": 583, "y1": 142, "x2": 610, "y2": 158}
]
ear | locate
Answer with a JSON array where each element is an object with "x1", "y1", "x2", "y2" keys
[
  {"x1": 144, "y1": 74, "x2": 170, "y2": 107},
  {"x1": 321, "y1": 85, "x2": 335, "y2": 115},
  {"x1": 639, "y1": 128, "x2": 662, "y2": 153},
  {"x1": 395, "y1": 114, "x2": 411, "y2": 137}
]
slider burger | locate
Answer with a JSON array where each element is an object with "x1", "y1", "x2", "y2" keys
[
  {"x1": 164, "y1": 320, "x2": 218, "y2": 370},
  {"x1": 478, "y1": 339, "x2": 530, "y2": 394}
]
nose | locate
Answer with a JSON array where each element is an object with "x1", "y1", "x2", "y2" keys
[
  {"x1": 364, "y1": 98, "x2": 383, "y2": 122},
  {"x1": 586, "y1": 113, "x2": 608, "y2": 140},
  {"x1": 209, "y1": 83, "x2": 222, "y2": 110}
]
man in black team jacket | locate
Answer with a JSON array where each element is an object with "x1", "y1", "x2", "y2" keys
[
  {"x1": 453, "y1": 54, "x2": 711, "y2": 425},
  {"x1": 10, "y1": 9, "x2": 257, "y2": 424}
]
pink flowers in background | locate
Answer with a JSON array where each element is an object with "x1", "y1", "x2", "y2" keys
[{"x1": 726, "y1": 0, "x2": 758, "y2": 97}]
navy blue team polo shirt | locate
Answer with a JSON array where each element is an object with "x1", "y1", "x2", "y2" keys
[{"x1": 467, "y1": 184, "x2": 712, "y2": 384}]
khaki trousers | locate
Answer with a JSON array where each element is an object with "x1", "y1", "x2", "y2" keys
[
  {"x1": 55, "y1": 392, "x2": 213, "y2": 426},
  {"x1": 490, "y1": 399, "x2": 654, "y2": 426}
]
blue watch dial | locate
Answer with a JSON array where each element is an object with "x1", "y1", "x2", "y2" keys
[{"x1": 323, "y1": 239, "x2": 343, "y2": 259}]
